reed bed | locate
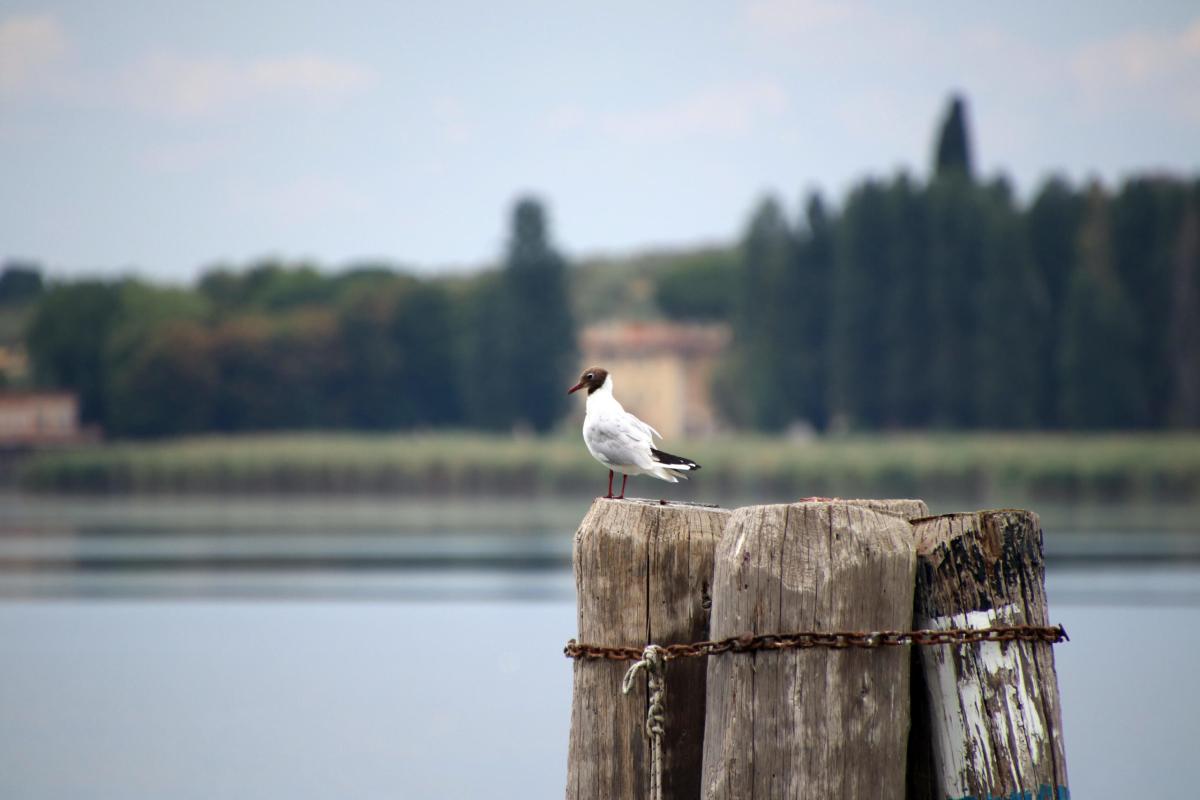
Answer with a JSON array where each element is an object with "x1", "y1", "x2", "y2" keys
[{"x1": 19, "y1": 432, "x2": 1200, "y2": 502}]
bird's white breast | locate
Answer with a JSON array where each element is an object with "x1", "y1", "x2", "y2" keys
[{"x1": 581, "y1": 376, "x2": 656, "y2": 472}]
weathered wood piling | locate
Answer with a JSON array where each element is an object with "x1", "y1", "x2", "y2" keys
[
  {"x1": 566, "y1": 498, "x2": 729, "y2": 800},
  {"x1": 564, "y1": 498, "x2": 1069, "y2": 800},
  {"x1": 908, "y1": 510, "x2": 1069, "y2": 800},
  {"x1": 700, "y1": 499, "x2": 926, "y2": 799}
]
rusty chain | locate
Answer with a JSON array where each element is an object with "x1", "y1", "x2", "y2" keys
[{"x1": 564, "y1": 624, "x2": 1068, "y2": 662}]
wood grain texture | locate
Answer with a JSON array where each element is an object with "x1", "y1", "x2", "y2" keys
[
  {"x1": 908, "y1": 510, "x2": 1069, "y2": 800},
  {"x1": 567, "y1": 498, "x2": 729, "y2": 800},
  {"x1": 829, "y1": 498, "x2": 929, "y2": 520},
  {"x1": 700, "y1": 501, "x2": 918, "y2": 800}
]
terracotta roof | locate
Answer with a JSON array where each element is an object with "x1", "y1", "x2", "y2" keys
[
  {"x1": 581, "y1": 321, "x2": 730, "y2": 358},
  {"x1": 0, "y1": 391, "x2": 78, "y2": 404}
]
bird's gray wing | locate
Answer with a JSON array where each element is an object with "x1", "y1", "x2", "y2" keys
[
  {"x1": 630, "y1": 413, "x2": 662, "y2": 442},
  {"x1": 586, "y1": 412, "x2": 656, "y2": 469}
]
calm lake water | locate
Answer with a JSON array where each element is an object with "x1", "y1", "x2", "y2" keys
[{"x1": 1, "y1": 494, "x2": 1197, "y2": 799}]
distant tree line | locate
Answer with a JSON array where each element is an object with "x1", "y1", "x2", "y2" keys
[
  {"x1": 19, "y1": 198, "x2": 576, "y2": 437},
  {"x1": 9, "y1": 96, "x2": 1200, "y2": 436},
  {"x1": 713, "y1": 96, "x2": 1200, "y2": 431}
]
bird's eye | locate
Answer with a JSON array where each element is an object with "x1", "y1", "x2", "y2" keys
[{"x1": 586, "y1": 373, "x2": 594, "y2": 380}]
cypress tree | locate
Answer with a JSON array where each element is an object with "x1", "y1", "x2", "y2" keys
[
  {"x1": 1168, "y1": 185, "x2": 1200, "y2": 427},
  {"x1": 1059, "y1": 186, "x2": 1147, "y2": 428},
  {"x1": 925, "y1": 173, "x2": 986, "y2": 427},
  {"x1": 460, "y1": 271, "x2": 512, "y2": 430},
  {"x1": 925, "y1": 95, "x2": 988, "y2": 427},
  {"x1": 794, "y1": 192, "x2": 834, "y2": 430},
  {"x1": 830, "y1": 181, "x2": 890, "y2": 429},
  {"x1": 933, "y1": 94, "x2": 973, "y2": 180},
  {"x1": 880, "y1": 174, "x2": 931, "y2": 428},
  {"x1": 723, "y1": 196, "x2": 797, "y2": 430},
  {"x1": 973, "y1": 179, "x2": 1043, "y2": 428},
  {"x1": 1027, "y1": 177, "x2": 1086, "y2": 427},
  {"x1": 1110, "y1": 178, "x2": 1188, "y2": 426},
  {"x1": 500, "y1": 197, "x2": 576, "y2": 433},
  {"x1": 0, "y1": 262, "x2": 43, "y2": 307}
]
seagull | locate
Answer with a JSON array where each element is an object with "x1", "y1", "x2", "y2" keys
[{"x1": 567, "y1": 366, "x2": 701, "y2": 499}]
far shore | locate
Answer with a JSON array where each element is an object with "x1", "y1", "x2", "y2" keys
[{"x1": 13, "y1": 431, "x2": 1200, "y2": 503}]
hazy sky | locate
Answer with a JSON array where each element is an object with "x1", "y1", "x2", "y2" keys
[{"x1": 2, "y1": 1, "x2": 1198, "y2": 280}]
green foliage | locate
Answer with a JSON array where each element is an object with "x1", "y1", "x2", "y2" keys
[
  {"x1": 1168, "y1": 187, "x2": 1200, "y2": 426},
  {"x1": 1027, "y1": 177, "x2": 1086, "y2": 426},
  {"x1": 104, "y1": 282, "x2": 212, "y2": 436},
  {"x1": 877, "y1": 176, "x2": 931, "y2": 428},
  {"x1": 973, "y1": 179, "x2": 1043, "y2": 428},
  {"x1": 459, "y1": 270, "x2": 511, "y2": 430},
  {"x1": 933, "y1": 94, "x2": 973, "y2": 179},
  {"x1": 653, "y1": 249, "x2": 738, "y2": 320},
  {"x1": 570, "y1": 256, "x2": 658, "y2": 324},
  {"x1": 925, "y1": 170, "x2": 988, "y2": 426},
  {"x1": 830, "y1": 181, "x2": 890, "y2": 429},
  {"x1": 509, "y1": 199, "x2": 577, "y2": 431},
  {"x1": 1110, "y1": 178, "x2": 1188, "y2": 427},
  {"x1": 719, "y1": 196, "x2": 802, "y2": 430},
  {"x1": 0, "y1": 261, "x2": 44, "y2": 307},
  {"x1": 105, "y1": 321, "x2": 218, "y2": 436},
  {"x1": 15, "y1": 94, "x2": 1200, "y2": 438},
  {"x1": 339, "y1": 278, "x2": 460, "y2": 428},
  {"x1": 199, "y1": 260, "x2": 397, "y2": 314},
  {"x1": 26, "y1": 280, "x2": 123, "y2": 423},
  {"x1": 1059, "y1": 188, "x2": 1148, "y2": 428},
  {"x1": 793, "y1": 193, "x2": 834, "y2": 430},
  {"x1": 25, "y1": 262, "x2": 489, "y2": 437},
  {"x1": 477, "y1": 197, "x2": 577, "y2": 433}
]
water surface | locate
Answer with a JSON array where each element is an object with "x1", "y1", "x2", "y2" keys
[{"x1": 1, "y1": 495, "x2": 1196, "y2": 799}]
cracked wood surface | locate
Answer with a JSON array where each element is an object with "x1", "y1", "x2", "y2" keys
[
  {"x1": 908, "y1": 510, "x2": 1069, "y2": 800},
  {"x1": 566, "y1": 498, "x2": 729, "y2": 800},
  {"x1": 700, "y1": 500, "x2": 923, "y2": 799}
]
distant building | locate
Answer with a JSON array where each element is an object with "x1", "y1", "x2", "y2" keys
[
  {"x1": 0, "y1": 392, "x2": 82, "y2": 447},
  {"x1": 579, "y1": 321, "x2": 730, "y2": 438},
  {"x1": 0, "y1": 346, "x2": 29, "y2": 384}
]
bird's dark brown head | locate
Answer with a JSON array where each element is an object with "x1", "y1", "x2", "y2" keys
[{"x1": 567, "y1": 366, "x2": 609, "y2": 395}]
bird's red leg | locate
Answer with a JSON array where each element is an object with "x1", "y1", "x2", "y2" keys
[
  {"x1": 618, "y1": 474, "x2": 627, "y2": 499},
  {"x1": 605, "y1": 470, "x2": 614, "y2": 499}
]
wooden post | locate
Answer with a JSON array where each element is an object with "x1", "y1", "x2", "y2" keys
[
  {"x1": 908, "y1": 510, "x2": 1069, "y2": 800},
  {"x1": 566, "y1": 498, "x2": 729, "y2": 800},
  {"x1": 828, "y1": 497, "x2": 929, "y2": 520},
  {"x1": 700, "y1": 501, "x2": 918, "y2": 799}
]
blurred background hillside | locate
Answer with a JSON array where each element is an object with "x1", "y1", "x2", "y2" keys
[
  {"x1": 3, "y1": 95, "x2": 1198, "y2": 498},
  {"x1": 4, "y1": 95, "x2": 1200, "y2": 439},
  {"x1": 2, "y1": 95, "x2": 1200, "y2": 501}
]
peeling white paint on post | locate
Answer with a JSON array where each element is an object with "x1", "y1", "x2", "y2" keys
[
  {"x1": 918, "y1": 605, "x2": 1052, "y2": 796},
  {"x1": 909, "y1": 510, "x2": 1069, "y2": 800}
]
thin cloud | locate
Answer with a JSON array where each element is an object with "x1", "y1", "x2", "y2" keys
[
  {"x1": 118, "y1": 52, "x2": 376, "y2": 118},
  {"x1": 547, "y1": 80, "x2": 789, "y2": 143},
  {"x1": 140, "y1": 135, "x2": 239, "y2": 173},
  {"x1": 0, "y1": 13, "x2": 69, "y2": 94},
  {"x1": 228, "y1": 174, "x2": 374, "y2": 226},
  {"x1": 743, "y1": 0, "x2": 861, "y2": 37},
  {"x1": 1070, "y1": 18, "x2": 1200, "y2": 122},
  {"x1": 433, "y1": 97, "x2": 474, "y2": 144}
]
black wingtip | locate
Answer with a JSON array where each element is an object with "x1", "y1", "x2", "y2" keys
[{"x1": 650, "y1": 447, "x2": 701, "y2": 470}]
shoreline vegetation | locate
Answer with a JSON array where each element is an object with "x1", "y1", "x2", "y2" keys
[{"x1": 17, "y1": 432, "x2": 1200, "y2": 502}]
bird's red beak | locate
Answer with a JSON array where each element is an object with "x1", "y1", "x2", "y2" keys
[{"x1": 567, "y1": 381, "x2": 586, "y2": 395}]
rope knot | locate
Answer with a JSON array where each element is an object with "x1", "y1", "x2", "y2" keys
[
  {"x1": 622, "y1": 644, "x2": 667, "y2": 800},
  {"x1": 621, "y1": 644, "x2": 665, "y2": 695}
]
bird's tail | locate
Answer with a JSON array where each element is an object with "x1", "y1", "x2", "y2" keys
[{"x1": 651, "y1": 448, "x2": 701, "y2": 481}]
